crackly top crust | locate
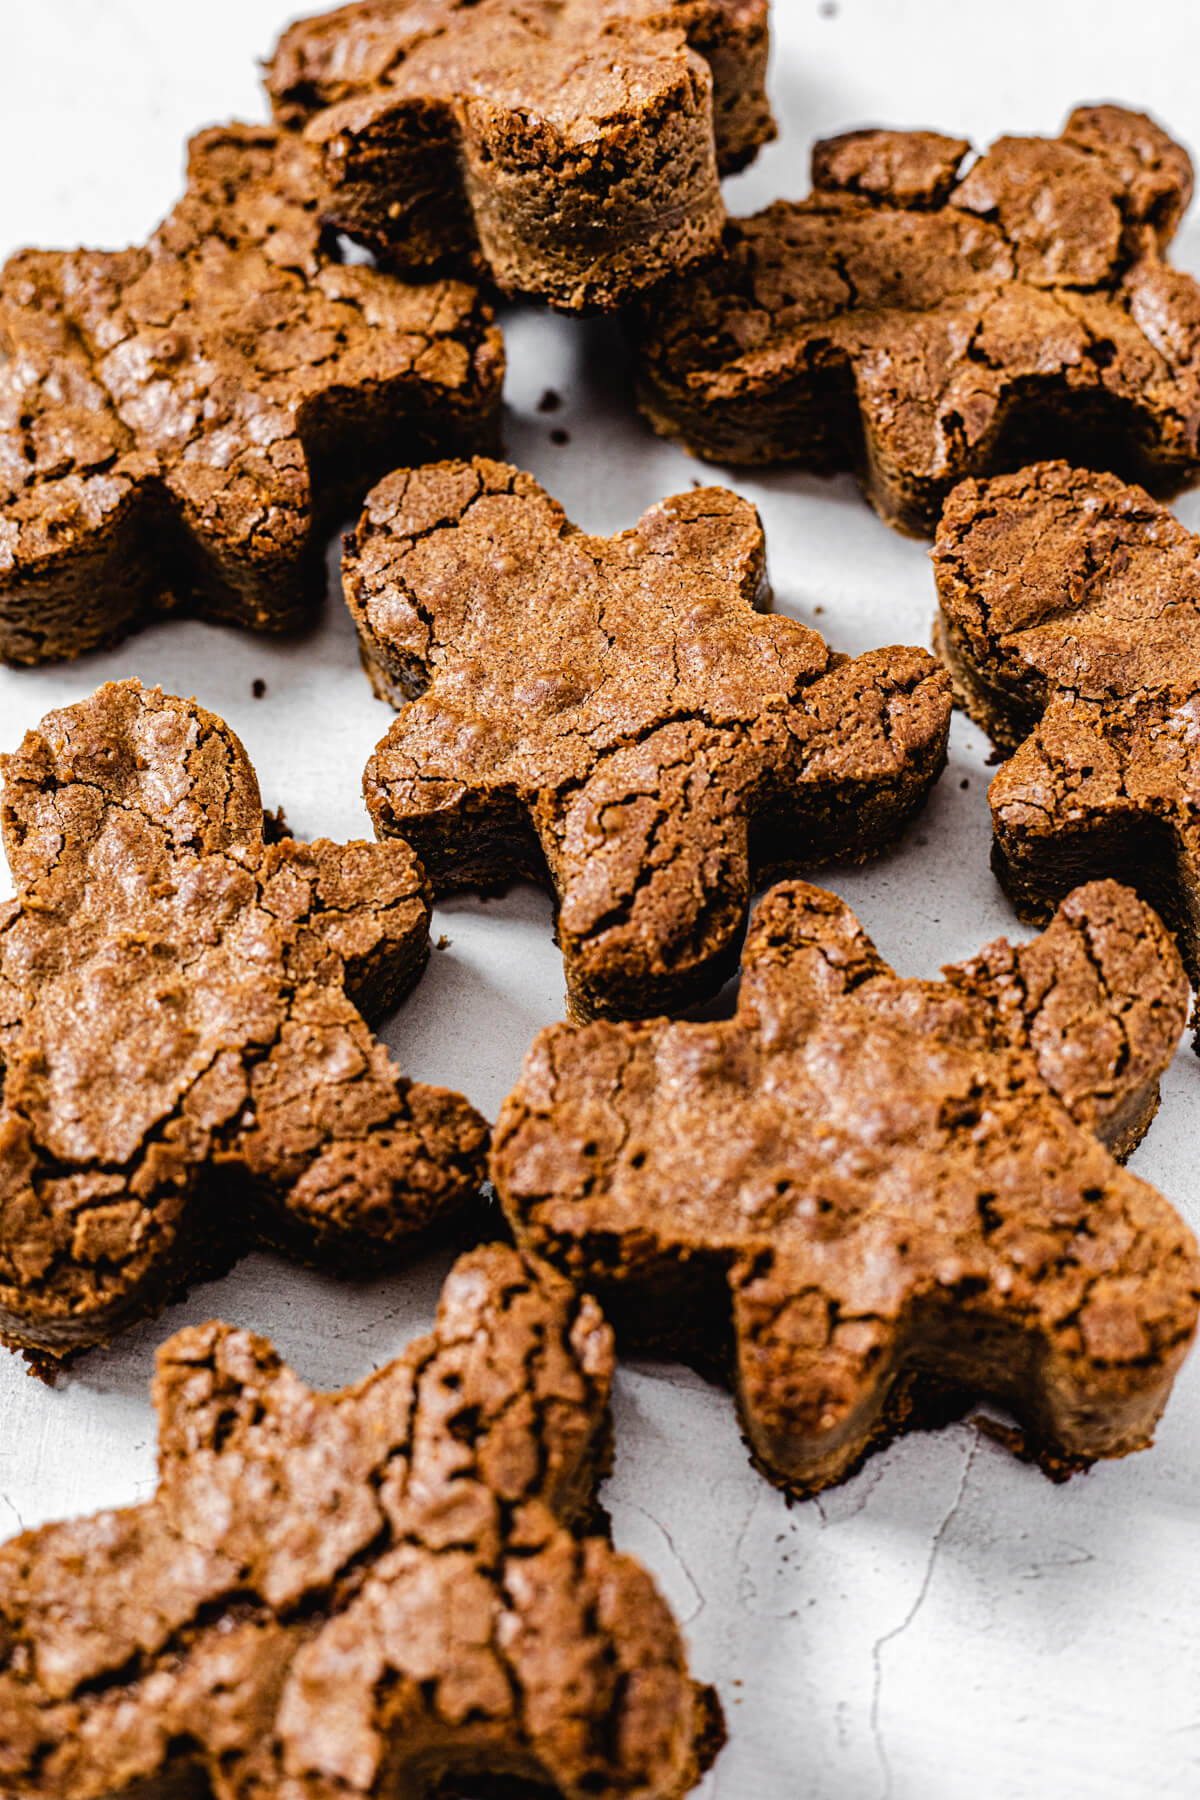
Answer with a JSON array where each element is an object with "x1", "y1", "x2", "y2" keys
[
  {"x1": 492, "y1": 878, "x2": 1198, "y2": 1495},
  {"x1": 932, "y1": 458, "x2": 1200, "y2": 985},
  {"x1": 0, "y1": 1242, "x2": 719, "y2": 1798},
  {"x1": 0, "y1": 123, "x2": 502, "y2": 665},
  {"x1": 635, "y1": 105, "x2": 1200, "y2": 531},
  {"x1": 0, "y1": 680, "x2": 487, "y2": 1358},
  {"x1": 353, "y1": 457, "x2": 951, "y2": 1020},
  {"x1": 268, "y1": 0, "x2": 772, "y2": 165},
  {"x1": 934, "y1": 459, "x2": 1200, "y2": 728},
  {"x1": 264, "y1": 0, "x2": 774, "y2": 309}
]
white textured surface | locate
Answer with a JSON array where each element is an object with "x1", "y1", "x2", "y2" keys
[{"x1": 3, "y1": 3, "x2": 1200, "y2": 1795}]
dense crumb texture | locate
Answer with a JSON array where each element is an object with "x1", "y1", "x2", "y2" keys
[
  {"x1": 492, "y1": 879, "x2": 1198, "y2": 1496},
  {"x1": 933, "y1": 459, "x2": 1200, "y2": 1015},
  {"x1": 0, "y1": 1243, "x2": 721, "y2": 1798},
  {"x1": 265, "y1": 0, "x2": 775, "y2": 311},
  {"x1": 355, "y1": 457, "x2": 952, "y2": 1021},
  {"x1": 0, "y1": 123, "x2": 503, "y2": 666},
  {"x1": 635, "y1": 104, "x2": 1200, "y2": 533},
  {"x1": 0, "y1": 680, "x2": 488, "y2": 1360}
]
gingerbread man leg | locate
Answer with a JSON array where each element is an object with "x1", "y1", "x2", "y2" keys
[
  {"x1": 988, "y1": 697, "x2": 1200, "y2": 992},
  {"x1": 229, "y1": 984, "x2": 487, "y2": 1258}
]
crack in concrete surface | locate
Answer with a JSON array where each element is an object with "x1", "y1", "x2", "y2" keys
[
  {"x1": 870, "y1": 1436, "x2": 979, "y2": 1799},
  {"x1": 614, "y1": 1496, "x2": 706, "y2": 1625}
]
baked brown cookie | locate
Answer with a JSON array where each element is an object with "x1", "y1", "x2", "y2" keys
[
  {"x1": 635, "y1": 105, "x2": 1200, "y2": 533},
  {"x1": 265, "y1": 0, "x2": 775, "y2": 311},
  {"x1": 0, "y1": 680, "x2": 488, "y2": 1362},
  {"x1": 0, "y1": 1242, "x2": 722, "y2": 1799},
  {"x1": 492, "y1": 879, "x2": 1199, "y2": 1497},
  {"x1": 933, "y1": 460, "x2": 1200, "y2": 1015},
  {"x1": 0, "y1": 123, "x2": 503, "y2": 666},
  {"x1": 354, "y1": 458, "x2": 952, "y2": 1021}
]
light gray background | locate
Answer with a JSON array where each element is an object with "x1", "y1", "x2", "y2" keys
[{"x1": 3, "y1": 3, "x2": 1200, "y2": 1794}]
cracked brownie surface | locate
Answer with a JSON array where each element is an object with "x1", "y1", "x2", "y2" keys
[
  {"x1": 353, "y1": 457, "x2": 951, "y2": 1021},
  {"x1": 0, "y1": 123, "x2": 503, "y2": 665},
  {"x1": 0, "y1": 680, "x2": 488, "y2": 1362},
  {"x1": 492, "y1": 879, "x2": 1199, "y2": 1496},
  {"x1": 933, "y1": 459, "x2": 1200, "y2": 1013},
  {"x1": 0, "y1": 1242, "x2": 722, "y2": 1798},
  {"x1": 635, "y1": 104, "x2": 1200, "y2": 533},
  {"x1": 266, "y1": 0, "x2": 774, "y2": 312}
]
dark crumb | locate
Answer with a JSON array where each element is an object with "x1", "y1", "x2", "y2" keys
[
  {"x1": 985, "y1": 745, "x2": 1006, "y2": 766},
  {"x1": 252, "y1": 678, "x2": 267, "y2": 699},
  {"x1": 550, "y1": 427, "x2": 570, "y2": 446},
  {"x1": 691, "y1": 478, "x2": 703, "y2": 487},
  {"x1": 960, "y1": 777, "x2": 970, "y2": 789},
  {"x1": 262, "y1": 805, "x2": 291, "y2": 845},
  {"x1": 814, "y1": 605, "x2": 825, "y2": 616},
  {"x1": 537, "y1": 388, "x2": 562, "y2": 414},
  {"x1": 21, "y1": 1346, "x2": 63, "y2": 1386},
  {"x1": 436, "y1": 934, "x2": 450, "y2": 951},
  {"x1": 970, "y1": 1413, "x2": 1092, "y2": 1483}
]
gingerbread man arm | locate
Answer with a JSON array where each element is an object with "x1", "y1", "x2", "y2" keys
[
  {"x1": 943, "y1": 877, "x2": 1189, "y2": 1156},
  {"x1": 0, "y1": 1247, "x2": 717, "y2": 1800},
  {"x1": 735, "y1": 877, "x2": 895, "y2": 1032},
  {"x1": 812, "y1": 127, "x2": 970, "y2": 208},
  {"x1": 215, "y1": 835, "x2": 487, "y2": 1263},
  {"x1": 231, "y1": 971, "x2": 489, "y2": 1258}
]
